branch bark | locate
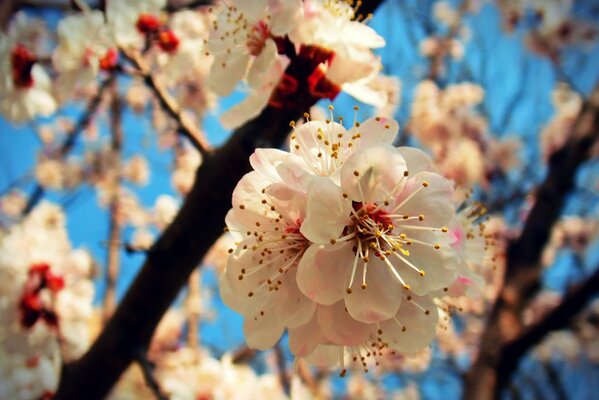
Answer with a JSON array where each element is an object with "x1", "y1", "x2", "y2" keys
[
  {"x1": 463, "y1": 84, "x2": 599, "y2": 399},
  {"x1": 102, "y1": 81, "x2": 124, "y2": 323}
]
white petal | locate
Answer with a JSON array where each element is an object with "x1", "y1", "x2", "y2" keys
[
  {"x1": 269, "y1": 0, "x2": 303, "y2": 36},
  {"x1": 221, "y1": 89, "x2": 270, "y2": 129},
  {"x1": 317, "y1": 301, "x2": 372, "y2": 346},
  {"x1": 394, "y1": 171, "x2": 456, "y2": 227},
  {"x1": 379, "y1": 295, "x2": 438, "y2": 354},
  {"x1": 208, "y1": 52, "x2": 250, "y2": 96},
  {"x1": 243, "y1": 309, "x2": 284, "y2": 350},
  {"x1": 300, "y1": 177, "x2": 351, "y2": 244},
  {"x1": 276, "y1": 270, "x2": 316, "y2": 328},
  {"x1": 347, "y1": 117, "x2": 399, "y2": 149},
  {"x1": 344, "y1": 256, "x2": 402, "y2": 323},
  {"x1": 340, "y1": 144, "x2": 407, "y2": 203},
  {"x1": 296, "y1": 242, "x2": 353, "y2": 305},
  {"x1": 304, "y1": 344, "x2": 340, "y2": 368},
  {"x1": 397, "y1": 147, "x2": 433, "y2": 175},
  {"x1": 247, "y1": 39, "x2": 277, "y2": 89}
]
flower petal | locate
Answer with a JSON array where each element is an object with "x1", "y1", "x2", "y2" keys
[
  {"x1": 317, "y1": 301, "x2": 372, "y2": 347},
  {"x1": 300, "y1": 177, "x2": 351, "y2": 244},
  {"x1": 276, "y1": 270, "x2": 316, "y2": 329},
  {"x1": 340, "y1": 144, "x2": 407, "y2": 203},
  {"x1": 288, "y1": 313, "x2": 328, "y2": 357},
  {"x1": 379, "y1": 295, "x2": 438, "y2": 354},
  {"x1": 348, "y1": 116, "x2": 399, "y2": 149},
  {"x1": 344, "y1": 256, "x2": 402, "y2": 323},
  {"x1": 397, "y1": 147, "x2": 433, "y2": 175},
  {"x1": 208, "y1": 52, "x2": 250, "y2": 96},
  {"x1": 296, "y1": 242, "x2": 353, "y2": 305}
]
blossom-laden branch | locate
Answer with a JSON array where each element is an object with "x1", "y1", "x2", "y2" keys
[
  {"x1": 121, "y1": 48, "x2": 212, "y2": 157},
  {"x1": 464, "y1": 83, "x2": 599, "y2": 400},
  {"x1": 22, "y1": 75, "x2": 115, "y2": 216},
  {"x1": 102, "y1": 79, "x2": 124, "y2": 323}
]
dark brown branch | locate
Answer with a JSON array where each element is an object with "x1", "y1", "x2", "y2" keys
[
  {"x1": 464, "y1": 83, "x2": 599, "y2": 400},
  {"x1": 165, "y1": 0, "x2": 212, "y2": 12},
  {"x1": 121, "y1": 48, "x2": 211, "y2": 157},
  {"x1": 134, "y1": 349, "x2": 168, "y2": 400},
  {"x1": 496, "y1": 267, "x2": 599, "y2": 389},
  {"x1": 22, "y1": 76, "x2": 115, "y2": 216}
]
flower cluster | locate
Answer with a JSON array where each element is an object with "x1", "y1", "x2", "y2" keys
[
  {"x1": 409, "y1": 80, "x2": 521, "y2": 191},
  {"x1": 208, "y1": 0, "x2": 390, "y2": 128},
  {"x1": 221, "y1": 111, "x2": 487, "y2": 372},
  {"x1": 0, "y1": 202, "x2": 94, "y2": 399}
]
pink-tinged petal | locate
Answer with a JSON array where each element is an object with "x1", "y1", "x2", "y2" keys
[
  {"x1": 394, "y1": 171, "x2": 456, "y2": 227},
  {"x1": 340, "y1": 144, "x2": 407, "y2": 203},
  {"x1": 275, "y1": 159, "x2": 313, "y2": 192},
  {"x1": 344, "y1": 256, "x2": 402, "y2": 323},
  {"x1": 379, "y1": 295, "x2": 438, "y2": 354},
  {"x1": 304, "y1": 344, "x2": 340, "y2": 368},
  {"x1": 347, "y1": 116, "x2": 399, "y2": 149},
  {"x1": 247, "y1": 39, "x2": 277, "y2": 89},
  {"x1": 276, "y1": 270, "x2": 316, "y2": 329},
  {"x1": 288, "y1": 313, "x2": 329, "y2": 357},
  {"x1": 397, "y1": 147, "x2": 433, "y2": 175},
  {"x1": 317, "y1": 301, "x2": 372, "y2": 347},
  {"x1": 230, "y1": 172, "x2": 275, "y2": 228},
  {"x1": 300, "y1": 177, "x2": 351, "y2": 244},
  {"x1": 264, "y1": 183, "x2": 306, "y2": 223},
  {"x1": 243, "y1": 309, "x2": 284, "y2": 350},
  {"x1": 296, "y1": 242, "x2": 353, "y2": 305},
  {"x1": 342, "y1": 80, "x2": 388, "y2": 108},
  {"x1": 224, "y1": 208, "x2": 245, "y2": 242},
  {"x1": 208, "y1": 52, "x2": 250, "y2": 96}
]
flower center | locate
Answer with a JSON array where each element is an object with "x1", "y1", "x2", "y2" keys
[
  {"x1": 247, "y1": 20, "x2": 270, "y2": 56},
  {"x1": 18, "y1": 263, "x2": 64, "y2": 329},
  {"x1": 99, "y1": 48, "x2": 119, "y2": 70},
  {"x1": 136, "y1": 13, "x2": 161, "y2": 34},
  {"x1": 158, "y1": 29, "x2": 180, "y2": 53},
  {"x1": 11, "y1": 44, "x2": 36, "y2": 88}
]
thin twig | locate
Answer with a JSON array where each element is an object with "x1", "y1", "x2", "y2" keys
[
  {"x1": 121, "y1": 48, "x2": 211, "y2": 157},
  {"x1": 102, "y1": 79, "x2": 124, "y2": 323}
]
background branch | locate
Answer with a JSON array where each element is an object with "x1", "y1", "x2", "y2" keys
[{"x1": 464, "y1": 83, "x2": 599, "y2": 399}]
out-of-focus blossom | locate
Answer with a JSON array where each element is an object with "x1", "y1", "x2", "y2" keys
[
  {"x1": 123, "y1": 154, "x2": 150, "y2": 186},
  {"x1": 154, "y1": 195, "x2": 179, "y2": 229},
  {"x1": 0, "y1": 15, "x2": 56, "y2": 123}
]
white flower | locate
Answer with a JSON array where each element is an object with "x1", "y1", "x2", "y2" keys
[
  {"x1": 0, "y1": 37, "x2": 56, "y2": 123},
  {"x1": 107, "y1": 0, "x2": 167, "y2": 49},
  {"x1": 221, "y1": 160, "x2": 315, "y2": 349},
  {"x1": 154, "y1": 195, "x2": 179, "y2": 229},
  {"x1": 208, "y1": 0, "x2": 302, "y2": 96},
  {"x1": 123, "y1": 154, "x2": 150, "y2": 186},
  {"x1": 52, "y1": 11, "x2": 116, "y2": 100}
]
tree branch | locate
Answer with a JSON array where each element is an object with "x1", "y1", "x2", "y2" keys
[
  {"x1": 497, "y1": 267, "x2": 599, "y2": 388},
  {"x1": 274, "y1": 343, "x2": 291, "y2": 396},
  {"x1": 464, "y1": 83, "x2": 599, "y2": 400},
  {"x1": 121, "y1": 48, "x2": 211, "y2": 157},
  {"x1": 102, "y1": 80, "x2": 124, "y2": 323}
]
